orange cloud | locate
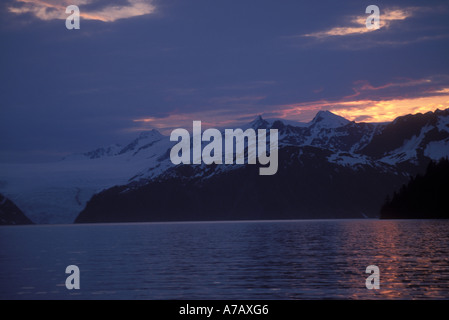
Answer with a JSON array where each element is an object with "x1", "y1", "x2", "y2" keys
[
  {"x1": 8, "y1": 0, "x2": 156, "y2": 23},
  {"x1": 303, "y1": 8, "x2": 414, "y2": 38},
  {"x1": 279, "y1": 88, "x2": 449, "y2": 123},
  {"x1": 131, "y1": 76, "x2": 449, "y2": 131},
  {"x1": 132, "y1": 83, "x2": 449, "y2": 132},
  {"x1": 331, "y1": 95, "x2": 449, "y2": 122}
]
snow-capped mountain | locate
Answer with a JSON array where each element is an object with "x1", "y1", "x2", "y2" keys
[
  {"x1": 361, "y1": 109, "x2": 449, "y2": 166},
  {"x1": 310, "y1": 110, "x2": 351, "y2": 129},
  {"x1": 76, "y1": 108, "x2": 449, "y2": 223},
  {"x1": 63, "y1": 129, "x2": 165, "y2": 161},
  {"x1": 1, "y1": 108, "x2": 448, "y2": 224},
  {"x1": 0, "y1": 129, "x2": 174, "y2": 224}
]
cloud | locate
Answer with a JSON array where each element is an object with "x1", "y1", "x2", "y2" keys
[
  {"x1": 302, "y1": 7, "x2": 415, "y2": 39},
  {"x1": 132, "y1": 94, "x2": 268, "y2": 133},
  {"x1": 208, "y1": 95, "x2": 266, "y2": 105},
  {"x1": 289, "y1": 5, "x2": 449, "y2": 49},
  {"x1": 272, "y1": 94, "x2": 449, "y2": 123},
  {"x1": 332, "y1": 96, "x2": 449, "y2": 122},
  {"x1": 130, "y1": 76, "x2": 449, "y2": 131},
  {"x1": 347, "y1": 76, "x2": 449, "y2": 100},
  {"x1": 291, "y1": 5, "x2": 449, "y2": 49},
  {"x1": 132, "y1": 109, "x2": 258, "y2": 134},
  {"x1": 276, "y1": 77, "x2": 449, "y2": 123},
  {"x1": 132, "y1": 93, "x2": 449, "y2": 130},
  {"x1": 7, "y1": 0, "x2": 156, "y2": 22}
]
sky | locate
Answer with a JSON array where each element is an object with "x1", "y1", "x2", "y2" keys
[{"x1": 1, "y1": 0, "x2": 449, "y2": 162}]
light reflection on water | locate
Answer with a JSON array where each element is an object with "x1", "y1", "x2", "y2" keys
[{"x1": 0, "y1": 220, "x2": 448, "y2": 299}]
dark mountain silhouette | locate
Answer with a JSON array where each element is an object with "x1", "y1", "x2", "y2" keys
[
  {"x1": 380, "y1": 158, "x2": 449, "y2": 219},
  {"x1": 0, "y1": 193, "x2": 34, "y2": 225},
  {"x1": 75, "y1": 146, "x2": 407, "y2": 223},
  {"x1": 361, "y1": 109, "x2": 449, "y2": 158}
]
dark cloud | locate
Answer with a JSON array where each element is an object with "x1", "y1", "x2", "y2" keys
[{"x1": 1, "y1": 0, "x2": 449, "y2": 161}]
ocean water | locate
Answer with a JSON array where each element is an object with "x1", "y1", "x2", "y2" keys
[{"x1": 1, "y1": 220, "x2": 448, "y2": 300}]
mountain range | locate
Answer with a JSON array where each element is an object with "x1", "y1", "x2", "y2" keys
[
  {"x1": 75, "y1": 109, "x2": 449, "y2": 223},
  {"x1": 1, "y1": 108, "x2": 448, "y2": 224}
]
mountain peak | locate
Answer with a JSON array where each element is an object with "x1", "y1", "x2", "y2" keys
[
  {"x1": 310, "y1": 110, "x2": 350, "y2": 129},
  {"x1": 138, "y1": 129, "x2": 162, "y2": 140},
  {"x1": 249, "y1": 115, "x2": 269, "y2": 129}
]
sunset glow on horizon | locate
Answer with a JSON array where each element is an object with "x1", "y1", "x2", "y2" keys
[
  {"x1": 279, "y1": 90, "x2": 449, "y2": 123},
  {"x1": 132, "y1": 89, "x2": 449, "y2": 132}
]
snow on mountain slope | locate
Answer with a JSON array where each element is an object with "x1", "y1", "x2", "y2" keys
[
  {"x1": 63, "y1": 144, "x2": 122, "y2": 161},
  {"x1": 424, "y1": 139, "x2": 449, "y2": 160},
  {"x1": 327, "y1": 152, "x2": 370, "y2": 167},
  {"x1": 309, "y1": 110, "x2": 351, "y2": 129},
  {"x1": 378, "y1": 111, "x2": 449, "y2": 165},
  {"x1": 379, "y1": 125, "x2": 434, "y2": 165},
  {"x1": 0, "y1": 115, "x2": 331, "y2": 224},
  {"x1": 63, "y1": 129, "x2": 165, "y2": 161},
  {"x1": 0, "y1": 130, "x2": 175, "y2": 224},
  {"x1": 437, "y1": 115, "x2": 449, "y2": 131},
  {"x1": 1, "y1": 109, "x2": 448, "y2": 224}
]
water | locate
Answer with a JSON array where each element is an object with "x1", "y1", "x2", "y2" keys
[{"x1": 1, "y1": 220, "x2": 449, "y2": 300}]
